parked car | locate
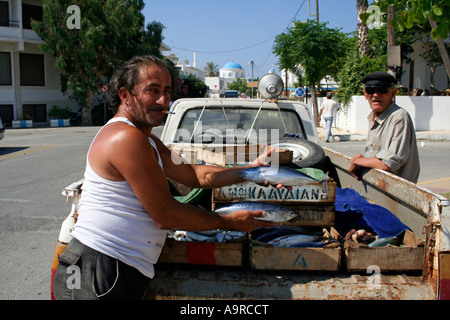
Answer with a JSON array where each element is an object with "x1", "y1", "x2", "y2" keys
[
  {"x1": 0, "y1": 117, "x2": 4, "y2": 140},
  {"x1": 223, "y1": 90, "x2": 240, "y2": 98}
]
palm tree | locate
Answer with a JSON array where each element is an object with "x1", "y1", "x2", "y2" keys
[
  {"x1": 357, "y1": 0, "x2": 370, "y2": 57},
  {"x1": 203, "y1": 62, "x2": 219, "y2": 77}
]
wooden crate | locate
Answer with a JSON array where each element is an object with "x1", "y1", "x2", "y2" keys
[
  {"x1": 212, "y1": 180, "x2": 337, "y2": 228},
  {"x1": 344, "y1": 246, "x2": 424, "y2": 272},
  {"x1": 213, "y1": 202, "x2": 335, "y2": 227},
  {"x1": 196, "y1": 144, "x2": 293, "y2": 166},
  {"x1": 168, "y1": 145, "x2": 198, "y2": 164},
  {"x1": 158, "y1": 238, "x2": 245, "y2": 267},
  {"x1": 341, "y1": 230, "x2": 425, "y2": 272},
  {"x1": 169, "y1": 144, "x2": 292, "y2": 166},
  {"x1": 282, "y1": 205, "x2": 335, "y2": 227},
  {"x1": 213, "y1": 181, "x2": 336, "y2": 204},
  {"x1": 249, "y1": 227, "x2": 341, "y2": 271},
  {"x1": 250, "y1": 243, "x2": 341, "y2": 271}
]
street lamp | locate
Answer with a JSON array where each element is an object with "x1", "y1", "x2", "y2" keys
[{"x1": 248, "y1": 61, "x2": 254, "y2": 98}]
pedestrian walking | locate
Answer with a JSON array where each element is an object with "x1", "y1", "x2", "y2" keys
[{"x1": 319, "y1": 93, "x2": 340, "y2": 142}]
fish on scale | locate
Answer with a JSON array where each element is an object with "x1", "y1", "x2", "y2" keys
[{"x1": 238, "y1": 166, "x2": 328, "y2": 192}]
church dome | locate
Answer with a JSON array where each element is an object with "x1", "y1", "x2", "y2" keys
[{"x1": 222, "y1": 61, "x2": 243, "y2": 69}]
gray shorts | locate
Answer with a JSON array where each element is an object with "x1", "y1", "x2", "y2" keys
[{"x1": 53, "y1": 238, "x2": 150, "y2": 300}]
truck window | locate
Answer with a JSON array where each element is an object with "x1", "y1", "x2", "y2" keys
[{"x1": 174, "y1": 107, "x2": 305, "y2": 143}]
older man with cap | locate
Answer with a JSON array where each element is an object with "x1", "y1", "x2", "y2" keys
[{"x1": 349, "y1": 71, "x2": 420, "y2": 183}]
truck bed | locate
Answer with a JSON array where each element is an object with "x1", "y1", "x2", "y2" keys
[
  {"x1": 145, "y1": 147, "x2": 446, "y2": 300},
  {"x1": 147, "y1": 266, "x2": 434, "y2": 300}
]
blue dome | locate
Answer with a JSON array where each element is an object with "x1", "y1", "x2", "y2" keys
[{"x1": 222, "y1": 61, "x2": 243, "y2": 69}]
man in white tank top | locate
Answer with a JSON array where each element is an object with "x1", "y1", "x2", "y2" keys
[{"x1": 54, "y1": 55, "x2": 278, "y2": 300}]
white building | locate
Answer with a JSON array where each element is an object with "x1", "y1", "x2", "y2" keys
[
  {"x1": 166, "y1": 52, "x2": 204, "y2": 81},
  {"x1": 204, "y1": 61, "x2": 246, "y2": 97},
  {"x1": 0, "y1": 0, "x2": 173, "y2": 126},
  {"x1": 219, "y1": 61, "x2": 245, "y2": 79},
  {"x1": 0, "y1": 0, "x2": 77, "y2": 125},
  {"x1": 219, "y1": 61, "x2": 245, "y2": 91}
]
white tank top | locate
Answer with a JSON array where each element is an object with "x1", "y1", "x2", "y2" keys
[{"x1": 71, "y1": 117, "x2": 167, "y2": 278}]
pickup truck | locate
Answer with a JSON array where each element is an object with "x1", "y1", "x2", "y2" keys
[{"x1": 52, "y1": 74, "x2": 450, "y2": 300}]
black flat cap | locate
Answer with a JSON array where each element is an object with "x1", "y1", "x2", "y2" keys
[{"x1": 362, "y1": 71, "x2": 397, "y2": 87}]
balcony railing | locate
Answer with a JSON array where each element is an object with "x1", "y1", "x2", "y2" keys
[{"x1": 0, "y1": 20, "x2": 20, "y2": 28}]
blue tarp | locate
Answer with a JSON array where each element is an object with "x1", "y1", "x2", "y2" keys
[{"x1": 335, "y1": 187, "x2": 410, "y2": 238}]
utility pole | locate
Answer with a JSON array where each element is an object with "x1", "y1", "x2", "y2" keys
[
  {"x1": 308, "y1": 0, "x2": 319, "y2": 23},
  {"x1": 316, "y1": 0, "x2": 319, "y2": 24},
  {"x1": 387, "y1": 5, "x2": 400, "y2": 77},
  {"x1": 248, "y1": 61, "x2": 254, "y2": 98},
  {"x1": 387, "y1": 5, "x2": 396, "y2": 46}
]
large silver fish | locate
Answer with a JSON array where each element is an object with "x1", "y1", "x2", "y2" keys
[
  {"x1": 267, "y1": 234, "x2": 323, "y2": 247},
  {"x1": 238, "y1": 166, "x2": 328, "y2": 192},
  {"x1": 368, "y1": 236, "x2": 399, "y2": 247},
  {"x1": 168, "y1": 230, "x2": 246, "y2": 242},
  {"x1": 215, "y1": 202, "x2": 297, "y2": 223}
]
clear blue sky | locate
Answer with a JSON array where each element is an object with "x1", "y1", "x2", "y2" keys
[{"x1": 142, "y1": 0, "x2": 359, "y2": 79}]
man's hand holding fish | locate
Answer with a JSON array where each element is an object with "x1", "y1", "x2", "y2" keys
[{"x1": 250, "y1": 147, "x2": 293, "y2": 190}]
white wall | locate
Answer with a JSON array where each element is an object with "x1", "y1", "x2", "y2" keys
[
  {"x1": 317, "y1": 96, "x2": 450, "y2": 133},
  {"x1": 400, "y1": 41, "x2": 449, "y2": 91}
]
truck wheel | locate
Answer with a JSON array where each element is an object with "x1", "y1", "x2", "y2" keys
[{"x1": 269, "y1": 137, "x2": 325, "y2": 169}]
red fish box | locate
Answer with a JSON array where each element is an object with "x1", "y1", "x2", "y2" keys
[
  {"x1": 212, "y1": 181, "x2": 336, "y2": 204},
  {"x1": 158, "y1": 238, "x2": 245, "y2": 267},
  {"x1": 250, "y1": 243, "x2": 341, "y2": 271}
]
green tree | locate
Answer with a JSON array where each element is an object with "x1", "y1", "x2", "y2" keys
[
  {"x1": 32, "y1": 0, "x2": 165, "y2": 125},
  {"x1": 335, "y1": 49, "x2": 387, "y2": 106},
  {"x1": 172, "y1": 74, "x2": 207, "y2": 100},
  {"x1": 335, "y1": 26, "x2": 389, "y2": 106},
  {"x1": 227, "y1": 78, "x2": 248, "y2": 95},
  {"x1": 273, "y1": 20, "x2": 347, "y2": 125},
  {"x1": 203, "y1": 62, "x2": 219, "y2": 77}
]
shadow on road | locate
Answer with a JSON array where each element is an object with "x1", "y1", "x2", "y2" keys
[{"x1": 0, "y1": 146, "x2": 29, "y2": 157}]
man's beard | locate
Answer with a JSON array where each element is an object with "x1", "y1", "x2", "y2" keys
[{"x1": 132, "y1": 107, "x2": 164, "y2": 131}]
